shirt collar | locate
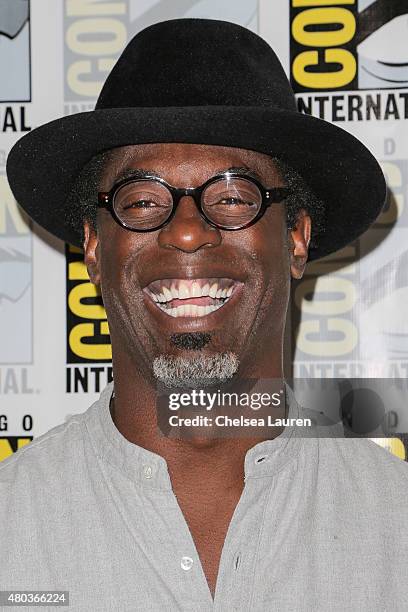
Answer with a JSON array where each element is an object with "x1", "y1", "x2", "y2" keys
[
  {"x1": 84, "y1": 380, "x2": 304, "y2": 491},
  {"x1": 243, "y1": 381, "x2": 303, "y2": 479}
]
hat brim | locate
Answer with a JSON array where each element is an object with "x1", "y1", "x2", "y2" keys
[{"x1": 6, "y1": 106, "x2": 386, "y2": 260}]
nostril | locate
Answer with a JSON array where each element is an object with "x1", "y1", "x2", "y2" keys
[{"x1": 158, "y1": 206, "x2": 222, "y2": 251}]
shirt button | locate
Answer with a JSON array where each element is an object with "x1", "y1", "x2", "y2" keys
[
  {"x1": 181, "y1": 556, "x2": 194, "y2": 571},
  {"x1": 143, "y1": 465, "x2": 153, "y2": 479}
]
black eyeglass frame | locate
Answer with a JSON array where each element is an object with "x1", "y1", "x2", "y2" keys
[{"x1": 98, "y1": 171, "x2": 291, "y2": 232}]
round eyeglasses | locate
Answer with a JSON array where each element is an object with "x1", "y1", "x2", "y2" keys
[{"x1": 98, "y1": 171, "x2": 290, "y2": 232}]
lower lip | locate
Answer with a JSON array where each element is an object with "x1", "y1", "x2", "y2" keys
[{"x1": 143, "y1": 283, "x2": 244, "y2": 327}]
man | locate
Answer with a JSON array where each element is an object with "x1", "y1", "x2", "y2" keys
[{"x1": 2, "y1": 18, "x2": 408, "y2": 612}]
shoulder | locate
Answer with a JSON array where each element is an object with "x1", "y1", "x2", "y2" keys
[
  {"x1": 315, "y1": 435, "x2": 408, "y2": 500},
  {"x1": 297, "y1": 403, "x2": 408, "y2": 485},
  {"x1": 0, "y1": 410, "x2": 94, "y2": 536},
  {"x1": 0, "y1": 411, "x2": 88, "y2": 488},
  {"x1": 320, "y1": 434, "x2": 408, "y2": 470},
  {"x1": 0, "y1": 383, "x2": 113, "y2": 487}
]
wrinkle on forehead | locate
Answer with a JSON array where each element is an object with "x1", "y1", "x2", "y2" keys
[{"x1": 101, "y1": 143, "x2": 283, "y2": 188}]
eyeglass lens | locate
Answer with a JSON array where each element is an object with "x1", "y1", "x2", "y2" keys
[{"x1": 113, "y1": 177, "x2": 263, "y2": 229}]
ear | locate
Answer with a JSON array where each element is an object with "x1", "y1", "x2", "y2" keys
[
  {"x1": 83, "y1": 220, "x2": 101, "y2": 286},
  {"x1": 288, "y1": 209, "x2": 311, "y2": 280}
]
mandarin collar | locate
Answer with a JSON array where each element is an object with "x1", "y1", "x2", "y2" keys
[{"x1": 84, "y1": 380, "x2": 304, "y2": 491}]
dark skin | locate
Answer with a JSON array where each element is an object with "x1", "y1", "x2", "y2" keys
[{"x1": 83, "y1": 143, "x2": 311, "y2": 598}]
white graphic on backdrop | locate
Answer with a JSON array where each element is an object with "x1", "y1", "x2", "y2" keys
[
  {"x1": 359, "y1": 15, "x2": 408, "y2": 88},
  {"x1": 0, "y1": 0, "x2": 30, "y2": 102},
  {"x1": 358, "y1": 1, "x2": 408, "y2": 89},
  {"x1": 0, "y1": 242, "x2": 32, "y2": 364},
  {"x1": 128, "y1": 0, "x2": 257, "y2": 36}
]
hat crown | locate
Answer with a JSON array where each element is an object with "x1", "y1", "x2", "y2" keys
[{"x1": 96, "y1": 19, "x2": 297, "y2": 111}]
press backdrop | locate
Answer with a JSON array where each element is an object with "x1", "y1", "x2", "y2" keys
[{"x1": 1, "y1": 0, "x2": 407, "y2": 462}]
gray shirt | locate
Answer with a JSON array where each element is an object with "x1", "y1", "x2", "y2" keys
[{"x1": 1, "y1": 381, "x2": 408, "y2": 611}]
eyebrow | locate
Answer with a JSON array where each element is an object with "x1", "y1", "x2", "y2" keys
[
  {"x1": 217, "y1": 166, "x2": 263, "y2": 181},
  {"x1": 112, "y1": 168, "x2": 157, "y2": 185},
  {"x1": 111, "y1": 165, "x2": 264, "y2": 187}
]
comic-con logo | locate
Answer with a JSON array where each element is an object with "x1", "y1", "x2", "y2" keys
[
  {"x1": 0, "y1": 436, "x2": 32, "y2": 462},
  {"x1": 66, "y1": 246, "x2": 113, "y2": 393},
  {"x1": 66, "y1": 245, "x2": 111, "y2": 364},
  {"x1": 292, "y1": 239, "x2": 360, "y2": 369},
  {"x1": 0, "y1": 0, "x2": 31, "y2": 102},
  {"x1": 63, "y1": 0, "x2": 257, "y2": 106},
  {"x1": 290, "y1": 0, "x2": 407, "y2": 93}
]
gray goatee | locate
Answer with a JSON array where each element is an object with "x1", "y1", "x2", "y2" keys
[{"x1": 152, "y1": 351, "x2": 239, "y2": 389}]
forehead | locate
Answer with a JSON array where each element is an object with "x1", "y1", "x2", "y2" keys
[{"x1": 101, "y1": 143, "x2": 281, "y2": 185}]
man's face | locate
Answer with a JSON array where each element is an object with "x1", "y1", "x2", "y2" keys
[{"x1": 84, "y1": 143, "x2": 310, "y2": 387}]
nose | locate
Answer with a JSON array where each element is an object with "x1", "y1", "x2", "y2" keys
[{"x1": 157, "y1": 195, "x2": 222, "y2": 252}]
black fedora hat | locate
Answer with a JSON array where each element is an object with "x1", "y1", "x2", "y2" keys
[{"x1": 6, "y1": 18, "x2": 386, "y2": 261}]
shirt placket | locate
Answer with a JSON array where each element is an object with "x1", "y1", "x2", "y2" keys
[
  {"x1": 94, "y1": 382, "x2": 299, "y2": 610},
  {"x1": 212, "y1": 466, "x2": 275, "y2": 611},
  {"x1": 130, "y1": 459, "x2": 214, "y2": 611},
  {"x1": 128, "y1": 457, "x2": 274, "y2": 612}
]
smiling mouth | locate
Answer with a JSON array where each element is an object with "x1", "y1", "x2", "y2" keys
[{"x1": 143, "y1": 278, "x2": 243, "y2": 318}]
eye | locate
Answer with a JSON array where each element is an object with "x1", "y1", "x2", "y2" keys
[
  {"x1": 215, "y1": 197, "x2": 256, "y2": 207},
  {"x1": 122, "y1": 199, "x2": 159, "y2": 210},
  {"x1": 114, "y1": 180, "x2": 173, "y2": 213}
]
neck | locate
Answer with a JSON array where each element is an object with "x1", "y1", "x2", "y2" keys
[{"x1": 108, "y1": 341, "x2": 286, "y2": 492}]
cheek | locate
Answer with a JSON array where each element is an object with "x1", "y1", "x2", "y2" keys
[
  {"x1": 242, "y1": 211, "x2": 289, "y2": 279},
  {"x1": 97, "y1": 226, "x2": 148, "y2": 295}
]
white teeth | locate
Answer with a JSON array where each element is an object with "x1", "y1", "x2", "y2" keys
[
  {"x1": 191, "y1": 282, "x2": 201, "y2": 297},
  {"x1": 162, "y1": 286, "x2": 173, "y2": 301},
  {"x1": 149, "y1": 280, "x2": 237, "y2": 302},
  {"x1": 158, "y1": 299, "x2": 232, "y2": 318},
  {"x1": 178, "y1": 283, "x2": 189, "y2": 299},
  {"x1": 209, "y1": 283, "x2": 218, "y2": 298},
  {"x1": 148, "y1": 279, "x2": 239, "y2": 317}
]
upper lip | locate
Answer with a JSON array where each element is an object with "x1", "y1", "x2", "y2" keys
[{"x1": 141, "y1": 270, "x2": 246, "y2": 291}]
